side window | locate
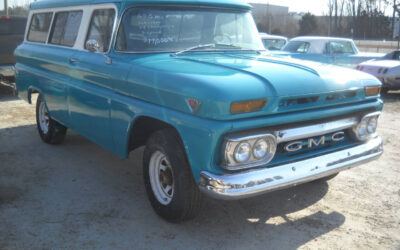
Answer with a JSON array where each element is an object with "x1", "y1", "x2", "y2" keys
[
  {"x1": 296, "y1": 42, "x2": 310, "y2": 53},
  {"x1": 283, "y1": 41, "x2": 310, "y2": 53},
  {"x1": 85, "y1": 9, "x2": 116, "y2": 52},
  {"x1": 327, "y1": 41, "x2": 355, "y2": 54},
  {"x1": 27, "y1": 12, "x2": 53, "y2": 43},
  {"x1": 50, "y1": 11, "x2": 83, "y2": 47}
]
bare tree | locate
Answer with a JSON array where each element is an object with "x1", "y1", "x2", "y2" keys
[{"x1": 328, "y1": 0, "x2": 334, "y2": 35}]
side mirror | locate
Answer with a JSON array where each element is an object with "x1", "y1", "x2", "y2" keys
[{"x1": 86, "y1": 39, "x2": 100, "y2": 53}]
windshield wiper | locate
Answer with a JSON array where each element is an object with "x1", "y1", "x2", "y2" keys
[
  {"x1": 172, "y1": 43, "x2": 245, "y2": 56},
  {"x1": 173, "y1": 44, "x2": 215, "y2": 56}
]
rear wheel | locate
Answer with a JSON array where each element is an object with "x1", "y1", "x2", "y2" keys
[
  {"x1": 36, "y1": 94, "x2": 67, "y2": 144},
  {"x1": 143, "y1": 128, "x2": 203, "y2": 222}
]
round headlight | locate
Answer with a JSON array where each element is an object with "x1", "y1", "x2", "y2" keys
[
  {"x1": 253, "y1": 139, "x2": 268, "y2": 159},
  {"x1": 352, "y1": 113, "x2": 380, "y2": 141},
  {"x1": 234, "y1": 142, "x2": 251, "y2": 163},
  {"x1": 367, "y1": 117, "x2": 378, "y2": 134},
  {"x1": 358, "y1": 122, "x2": 367, "y2": 137}
]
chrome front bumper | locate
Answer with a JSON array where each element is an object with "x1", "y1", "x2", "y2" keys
[{"x1": 199, "y1": 136, "x2": 383, "y2": 200}]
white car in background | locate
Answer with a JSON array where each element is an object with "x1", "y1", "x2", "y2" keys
[
  {"x1": 356, "y1": 51, "x2": 400, "y2": 93},
  {"x1": 259, "y1": 32, "x2": 288, "y2": 51},
  {"x1": 272, "y1": 36, "x2": 384, "y2": 68}
]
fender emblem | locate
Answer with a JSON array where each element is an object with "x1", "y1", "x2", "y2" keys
[{"x1": 186, "y1": 98, "x2": 201, "y2": 114}]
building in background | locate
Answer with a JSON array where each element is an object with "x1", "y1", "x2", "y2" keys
[
  {"x1": 249, "y1": 3, "x2": 288, "y2": 34},
  {"x1": 246, "y1": 2, "x2": 303, "y2": 37}
]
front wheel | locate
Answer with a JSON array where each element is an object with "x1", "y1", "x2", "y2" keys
[
  {"x1": 36, "y1": 94, "x2": 67, "y2": 144},
  {"x1": 143, "y1": 128, "x2": 203, "y2": 222}
]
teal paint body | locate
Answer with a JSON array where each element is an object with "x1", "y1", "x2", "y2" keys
[{"x1": 14, "y1": 0, "x2": 383, "y2": 183}]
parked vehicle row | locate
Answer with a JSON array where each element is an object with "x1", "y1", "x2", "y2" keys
[
  {"x1": 356, "y1": 51, "x2": 400, "y2": 93},
  {"x1": 272, "y1": 36, "x2": 384, "y2": 68}
]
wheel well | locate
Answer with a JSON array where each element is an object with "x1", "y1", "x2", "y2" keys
[
  {"x1": 28, "y1": 87, "x2": 39, "y2": 104},
  {"x1": 128, "y1": 117, "x2": 180, "y2": 152}
]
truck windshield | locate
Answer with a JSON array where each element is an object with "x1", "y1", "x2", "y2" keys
[{"x1": 115, "y1": 7, "x2": 264, "y2": 52}]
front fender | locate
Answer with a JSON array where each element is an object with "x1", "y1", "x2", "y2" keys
[{"x1": 109, "y1": 92, "x2": 232, "y2": 181}]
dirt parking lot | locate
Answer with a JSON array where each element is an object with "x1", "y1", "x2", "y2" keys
[{"x1": 0, "y1": 83, "x2": 399, "y2": 249}]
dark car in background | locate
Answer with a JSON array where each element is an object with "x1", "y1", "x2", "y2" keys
[{"x1": 0, "y1": 15, "x2": 27, "y2": 83}]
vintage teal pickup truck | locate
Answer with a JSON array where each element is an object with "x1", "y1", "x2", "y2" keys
[{"x1": 15, "y1": 0, "x2": 383, "y2": 222}]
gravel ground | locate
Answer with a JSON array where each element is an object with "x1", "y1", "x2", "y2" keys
[{"x1": 0, "y1": 83, "x2": 399, "y2": 249}]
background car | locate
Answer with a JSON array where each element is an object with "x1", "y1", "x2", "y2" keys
[
  {"x1": 272, "y1": 36, "x2": 384, "y2": 68},
  {"x1": 259, "y1": 32, "x2": 288, "y2": 50},
  {"x1": 356, "y1": 50, "x2": 400, "y2": 93},
  {"x1": 0, "y1": 15, "x2": 27, "y2": 83}
]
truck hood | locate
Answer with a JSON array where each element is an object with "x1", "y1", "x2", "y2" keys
[{"x1": 123, "y1": 52, "x2": 381, "y2": 120}]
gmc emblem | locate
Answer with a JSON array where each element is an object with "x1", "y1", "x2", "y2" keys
[{"x1": 284, "y1": 131, "x2": 345, "y2": 152}]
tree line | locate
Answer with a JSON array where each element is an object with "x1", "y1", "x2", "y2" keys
[{"x1": 299, "y1": 0, "x2": 399, "y2": 39}]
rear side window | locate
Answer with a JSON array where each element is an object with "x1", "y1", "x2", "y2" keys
[
  {"x1": 27, "y1": 12, "x2": 53, "y2": 43},
  {"x1": 50, "y1": 11, "x2": 83, "y2": 47},
  {"x1": 283, "y1": 41, "x2": 310, "y2": 53},
  {"x1": 326, "y1": 41, "x2": 355, "y2": 54},
  {"x1": 85, "y1": 9, "x2": 116, "y2": 52}
]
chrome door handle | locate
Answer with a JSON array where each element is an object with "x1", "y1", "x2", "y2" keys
[{"x1": 69, "y1": 58, "x2": 79, "y2": 63}]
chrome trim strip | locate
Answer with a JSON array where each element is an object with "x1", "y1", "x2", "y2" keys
[
  {"x1": 276, "y1": 117, "x2": 359, "y2": 143},
  {"x1": 200, "y1": 136, "x2": 383, "y2": 200}
]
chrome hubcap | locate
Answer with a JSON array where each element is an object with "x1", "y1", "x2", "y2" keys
[
  {"x1": 149, "y1": 151, "x2": 174, "y2": 205},
  {"x1": 38, "y1": 101, "x2": 49, "y2": 134}
]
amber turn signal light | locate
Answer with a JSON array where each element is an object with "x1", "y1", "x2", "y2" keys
[
  {"x1": 230, "y1": 99, "x2": 268, "y2": 114},
  {"x1": 365, "y1": 86, "x2": 381, "y2": 96}
]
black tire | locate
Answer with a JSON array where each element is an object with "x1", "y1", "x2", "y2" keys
[
  {"x1": 143, "y1": 128, "x2": 203, "y2": 222},
  {"x1": 36, "y1": 94, "x2": 67, "y2": 144},
  {"x1": 381, "y1": 87, "x2": 389, "y2": 95}
]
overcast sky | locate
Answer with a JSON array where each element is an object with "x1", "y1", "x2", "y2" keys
[
  {"x1": 0, "y1": 0, "x2": 392, "y2": 16},
  {"x1": 1, "y1": 0, "x2": 328, "y2": 14},
  {"x1": 245, "y1": 0, "x2": 328, "y2": 15}
]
